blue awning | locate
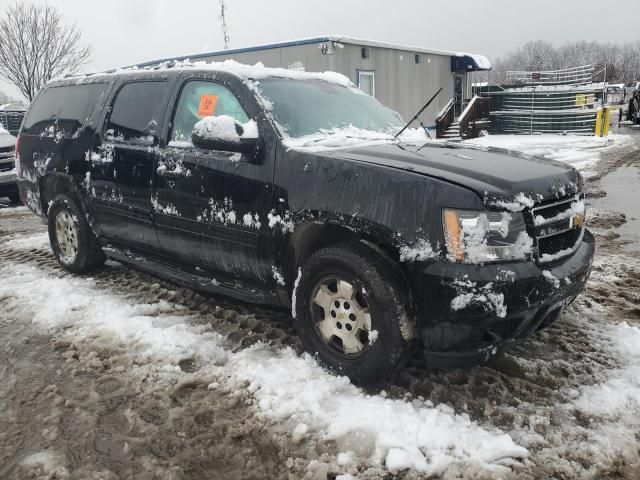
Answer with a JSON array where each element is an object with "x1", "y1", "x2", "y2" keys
[{"x1": 451, "y1": 54, "x2": 492, "y2": 72}]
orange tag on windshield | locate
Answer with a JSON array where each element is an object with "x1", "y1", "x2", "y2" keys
[{"x1": 197, "y1": 95, "x2": 218, "y2": 117}]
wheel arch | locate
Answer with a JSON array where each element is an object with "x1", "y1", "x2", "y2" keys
[
  {"x1": 38, "y1": 173, "x2": 99, "y2": 235},
  {"x1": 283, "y1": 220, "x2": 409, "y2": 296}
]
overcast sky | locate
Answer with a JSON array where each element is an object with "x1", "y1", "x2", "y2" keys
[{"x1": 2, "y1": 0, "x2": 640, "y2": 100}]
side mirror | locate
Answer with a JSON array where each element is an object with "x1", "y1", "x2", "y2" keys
[{"x1": 191, "y1": 116, "x2": 260, "y2": 156}]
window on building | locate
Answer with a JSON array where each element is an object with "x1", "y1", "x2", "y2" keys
[
  {"x1": 358, "y1": 71, "x2": 375, "y2": 97},
  {"x1": 170, "y1": 80, "x2": 249, "y2": 144},
  {"x1": 106, "y1": 81, "x2": 168, "y2": 142},
  {"x1": 415, "y1": 54, "x2": 423, "y2": 64}
]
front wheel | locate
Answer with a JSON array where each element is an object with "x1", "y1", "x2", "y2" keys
[
  {"x1": 294, "y1": 242, "x2": 416, "y2": 384},
  {"x1": 48, "y1": 194, "x2": 105, "y2": 273}
]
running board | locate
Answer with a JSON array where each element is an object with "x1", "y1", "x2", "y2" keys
[{"x1": 102, "y1": 245, "x2": 284, "y2": 306}]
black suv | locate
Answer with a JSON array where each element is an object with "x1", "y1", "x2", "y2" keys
[{"x1": 16, "y1": 62, "x2": 594, "y2": 383}]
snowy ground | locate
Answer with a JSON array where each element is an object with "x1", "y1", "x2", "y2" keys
[{"x1": 1, "y1": 132, "x2": 639, "y2": 479}]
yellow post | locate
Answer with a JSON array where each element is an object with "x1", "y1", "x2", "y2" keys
[
  {"x1": 595, "y1": 108, "x2": 603, "y2": 137},
  {"x1": 602, "y1": 106, "x2": 610, "y2": 137}
]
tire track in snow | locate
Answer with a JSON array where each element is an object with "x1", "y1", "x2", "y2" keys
[
  {"x1": 0, "y1": 250, "x2": 529, "y2": 478},
  {"x1": 1, "y1": 200, "x2": 639, "y2": 477}
]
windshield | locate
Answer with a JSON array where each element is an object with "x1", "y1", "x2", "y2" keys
[{"x1": 256, "y1": 78, "x2": 404, "y2": 139}]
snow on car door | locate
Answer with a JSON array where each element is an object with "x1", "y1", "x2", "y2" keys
[{"x1": 153, "y1": 79, "x2": 273, "y2": 284}]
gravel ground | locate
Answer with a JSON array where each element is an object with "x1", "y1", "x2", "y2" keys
[{"x1": 0, "y1": 133, "x2": 639, "y2": 480}]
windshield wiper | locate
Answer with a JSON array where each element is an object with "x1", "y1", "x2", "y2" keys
[{"x1": 393, "y1": 87, "x2": 443, "y2": 140}]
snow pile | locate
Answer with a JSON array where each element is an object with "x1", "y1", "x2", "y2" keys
[
  {"x1": 466, "y1": 134, "x2": 633, "y2": 177},
  {"x1": 282, "y1": 125, "x2": 430, "y2": 152},
  {"x1": 0, "y1": 263, "x2": 228, "y2": 366},
  {"x1": 18, "y1": 450, "x2": 68, "y2": 478},
  {"x1": 2, "y1": 232, "x2": 49, "y2": 251},
  {"x1": 0, "y1": 260, "x2": 527, "y2": 476},
  {"x1": 573, "y1": 322, "x2": 640, "y2": 418},
  {"x1": 227, "y1": 345, "x2": 527, "y2": 476},
  {"x1": 193, "y1": 116, "x2": 258, "y2": 142}
]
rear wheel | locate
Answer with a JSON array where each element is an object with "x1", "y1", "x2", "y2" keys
[
  {"x1": 48, "y1": 194, "x2": 105, "y2": 273},
  {"x1": 294, "y1": 242, "x2": 416, "y2": 384}
]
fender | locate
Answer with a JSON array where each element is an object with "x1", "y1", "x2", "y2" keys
[{"x1": 39, "y1": 172, "x2": 100, "y2": 236}]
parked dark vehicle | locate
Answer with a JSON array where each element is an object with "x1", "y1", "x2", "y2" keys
[
  {"x1": 16, "y1": 62, "x2": 594, "y2": 383},
  {"x1": 627, "y1": 84, "x2": 640, "y2": 125},
  {"x1": 0, "y1": 125, "x2": 19, "y2": 203}
]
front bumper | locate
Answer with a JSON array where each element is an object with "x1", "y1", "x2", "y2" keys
[
  {"x1": 413, "y1": 229, "x2": 595, "y2": 369},
  {"x1": 0, "y1": 168, "x2": 17, "y2": 195}
]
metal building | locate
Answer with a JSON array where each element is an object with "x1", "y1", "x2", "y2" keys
[{"x1": 141, "y1": 36, "x2": 491, "y2": 128}]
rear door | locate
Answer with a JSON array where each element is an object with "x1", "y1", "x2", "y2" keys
[
  {"x1": 153, "y1": 77, "x2": 275, "y2": 285},
  {"x1": 90, "y1": 80, "x2": 170, "y2": 252}
]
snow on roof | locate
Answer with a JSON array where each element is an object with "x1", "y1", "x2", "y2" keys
[
  {"x1": 133, "y1": 35, "x2": 491, "y2": 70},
  {"x1": 59, "y1": 58, "x2": 356, "y2": 89}
]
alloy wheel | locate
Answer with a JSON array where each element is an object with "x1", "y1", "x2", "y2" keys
[
  {"x1": 55, "y1": 210, "x2": 78, "y2": 262},
  {"x1": 310, "y1": 277, "x2": 373, "y2": 356}
]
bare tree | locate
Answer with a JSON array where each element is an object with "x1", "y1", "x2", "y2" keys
[
  {"x1": 491, "y1": 40, "x2": 640, "y2": 86},
  {"x1": 0, "y1": 2, "x2": 91, "y2": 101}
]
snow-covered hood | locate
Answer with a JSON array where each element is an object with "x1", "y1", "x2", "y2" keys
[{"x1": 329, "y1": 142, "x2": 581, "y2": 208}]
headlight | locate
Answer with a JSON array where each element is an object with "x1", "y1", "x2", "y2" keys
[{"x1": 443, "y1": 209, "x2": 533, "y2": 263}]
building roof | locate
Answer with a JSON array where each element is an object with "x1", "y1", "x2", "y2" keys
[{"x1": 135, "y1": 36, "x2": 491, "y2": 71}]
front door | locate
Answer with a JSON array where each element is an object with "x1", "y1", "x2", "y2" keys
[
  {"x1": 454, "y1": 73, "x2": 465, "y2": 117},
  {"x1": 153, "y1": 79, "x2": 274, "y2": 285},
  {"x1": 90, "y1": 80, "x2": 170, "y2": 252}
]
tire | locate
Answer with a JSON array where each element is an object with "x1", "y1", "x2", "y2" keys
[
  {"x1": 48, "y1": 193, "x2": 105, "y2": 273},
  {"x1": 294, "y1": 242, "x2": 416, "y2": 385}
]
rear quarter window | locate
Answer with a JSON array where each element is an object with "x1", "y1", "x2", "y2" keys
[{"x1": 22, "y1": 83, "x2": 108, "y2": 137}]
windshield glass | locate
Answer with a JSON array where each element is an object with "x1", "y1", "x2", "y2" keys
[{"x1": 256, "y1": 79, "x2": 404, "y2": 139}]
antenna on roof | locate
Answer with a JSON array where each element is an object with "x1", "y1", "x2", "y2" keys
[{"x1": 219, "y1": 0, "x2": 230, "y2": 50}]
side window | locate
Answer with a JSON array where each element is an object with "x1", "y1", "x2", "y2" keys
[
  {"x1": 170, "y1": 80, "x2": 249, "y2": 144},
  {"x1": 22, "y1": 83, "x2": 108, "y2": 136},
  {"x1": 106, "y1": 81, "x2": 167, "y2": 143}
]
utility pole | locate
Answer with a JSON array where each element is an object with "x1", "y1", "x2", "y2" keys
[{"x1": 219, "y1": 0, "x2": 230, "y2": 50}]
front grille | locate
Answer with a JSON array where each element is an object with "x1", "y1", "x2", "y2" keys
[
  {"x1": 0, "y1": 146, "x2": 14, "y2": 168},
  {"x1": 529, "y1": 194, "x2": 584, "y2": 263},
  {"x1": 533, "y1": 196, "x2": 577, "y2": 222},
  {"x1": 0, "y1": 111, "x2": 25, "y2": 136},
  {"x1": 538, "y1": 228, "x2": 582, "y2": 258}
]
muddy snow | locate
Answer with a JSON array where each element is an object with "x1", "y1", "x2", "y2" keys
[{"x1": 1, "y1": 132, "x2": 639, "y2": 479}]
